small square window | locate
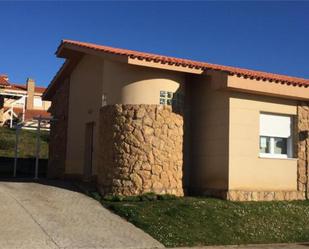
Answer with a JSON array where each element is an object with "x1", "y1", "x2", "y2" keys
[
  {"x1": 259, "y1": 113, "x2": 293, "y2": 158},
  {"x1": 159, "y1": 89, "x2": 185, "y2": 111}
]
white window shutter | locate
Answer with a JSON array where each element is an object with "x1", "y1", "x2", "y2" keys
[{"x1": 260, "y1": 113, "x2": 291, "y2": 138}]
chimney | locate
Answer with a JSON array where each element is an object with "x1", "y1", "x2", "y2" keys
[{"x1": 26, "y1": 78, "x2": 35, "y2": 110}]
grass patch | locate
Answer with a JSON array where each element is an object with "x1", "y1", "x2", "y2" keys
[
  {"x1": 0, "y1": 127, "x2": 49, "y2": 158},
  {"x1": 101, "y1": 197, "x2": 309, "y2": 247}
]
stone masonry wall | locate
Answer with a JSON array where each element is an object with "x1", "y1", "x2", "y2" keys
[
  {"x1": 98, "y1": 104, "x2": 184, "y2": 196},
  {"x1": 297, "y1": 102, "x2": 309, "y2": 198},
  {"x1": 197, "y1": 189, "x2": 305, "y2": 201},
  {"x1": 47, "y1": 79, "x2": 70, "y2": 178}
]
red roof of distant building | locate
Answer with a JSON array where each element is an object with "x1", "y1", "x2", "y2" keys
[
  {"x1": 0, "y1": 75, "x2": 10, "y2": 87},
  {"x1": 58, "y1": 39, "x2": 309, "y2": 87},
  {"x1": 24, "y1": 109, "x2": 50, "y2": 120},
  {"x1": 0, "y1": 74, "x2": 46, "y2": 93},
  {"x1": 4, "y1": 107, "x2": 50, "y2": 120},
  {"x1": 10, "y1": 84, "x2": 46, "y2": 94}
]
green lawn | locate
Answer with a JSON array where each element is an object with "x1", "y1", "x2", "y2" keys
[
  {"x1": 0, "y1": 127, "x2": 49, "y2": 158},
  {"x1": 101, "y1": 196, "x2": 309, "y2": 247}
]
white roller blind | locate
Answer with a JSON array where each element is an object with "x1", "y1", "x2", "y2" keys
[{"x1": 260, "y1": 113, "x2": 291, "y2": 138}]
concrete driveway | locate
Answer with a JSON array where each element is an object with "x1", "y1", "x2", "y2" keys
[{"x1": 0, "y1": 181, "x2": 163, "y2": 249}]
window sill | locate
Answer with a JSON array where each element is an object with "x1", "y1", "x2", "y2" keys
[{"x1": 259, "y1": 155, "x2": 297, "y2": 161}]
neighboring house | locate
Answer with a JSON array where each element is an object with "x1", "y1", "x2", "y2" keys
[
  {"x1": 43, "y1": 40, "x2": 309, "y2": 201},
  {"x1": 0, "y1": 74, "x2": 51, "y2": 128}
]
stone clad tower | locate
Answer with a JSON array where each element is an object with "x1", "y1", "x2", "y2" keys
[{"x1": 98, "y1": 104, "x2": 184, "y2": 196}]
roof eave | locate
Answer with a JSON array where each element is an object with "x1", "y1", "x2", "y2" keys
[{"x1": 43, "y1": 55, "x2": 82, "y2": 100}]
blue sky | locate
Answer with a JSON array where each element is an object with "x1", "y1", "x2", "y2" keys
[{"x1": 0, "y1": 1, "x2": 308, "y2": 86}]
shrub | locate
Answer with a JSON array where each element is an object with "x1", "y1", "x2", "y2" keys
[
  {"x1": 0, "y1": 137, "x2": 15, "y2": 150},
  {"x1": 103, "y1": 194, "x2": 125, "y2": 202},
  {"x1": 102, "y1": 192, "x2": 178, "y2": 202},
  {"x1": 140, "y1": 192, "x2": 158, "y2": 201},
  {"x1": 157, "y1": 194, "x2": 177, "y2": 200},
  {"x1": 122, "y1": 195, "x2": 141, "y2": 202},
  {"x1": 90, "y1": 192, "x2": 102, "y2": 201}
]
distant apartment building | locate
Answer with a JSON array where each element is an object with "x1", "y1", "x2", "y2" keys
[{"x1": 0, "y1": 74, "x2": 51, "y2": 128}]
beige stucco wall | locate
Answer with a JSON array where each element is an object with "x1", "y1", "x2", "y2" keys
[
  {"x1": 65, "y1": 56, "x2": 185, "y2": 176},
  {"x1": 188, "y1": 73, "x2": 230, "y2": 192},
  {"x1": 188, "y1": 73, "x2": 299, "y2": 194},
  {"x1": 65, "y1": 55, "x2": 104, "y2": 175},
  {"x1": 102, "y1": 60, "x2": 185, "y2": 105},
  {"x1": 229, "y1": 92, "x2": 298, "y2": 191}
]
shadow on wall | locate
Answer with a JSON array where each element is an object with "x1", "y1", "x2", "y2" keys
[{"x1": 171, "y1": 88, "x2": 188, "y2": 194}]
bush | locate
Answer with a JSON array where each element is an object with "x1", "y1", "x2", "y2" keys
[
  {"x1": 0, "y1": 137, "x2": 15, "y2": 150},
  {"x1": 139, "y1": 192, "x2": 158, "y2": 201},
  {"x1": 103, "y1": 194, "x2": 125, "y2": 202},
  {"x1": 157, "y1": 194, "x2": 178, "y2": 200},
  {"x1": 90, "y1": 192, "x2": 102, "y2": 201},
  {"x1": 122, "y1": 195, "x2": 141, "y2": 202},
  {"x1": 102, "y1": 192, "x2": 178, "y2": 202}
]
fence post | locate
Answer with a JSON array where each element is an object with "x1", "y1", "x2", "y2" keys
[
  {"x1": 13, "y1": 126, "x2": 20, "y2": 177},
  {"x1": 34, "y1": 116, "x2": 41, "y2": 179}
]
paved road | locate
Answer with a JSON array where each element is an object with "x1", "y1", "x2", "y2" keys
[{"x1": 0, "y1": 181, "x2": 163, "y2": 249}]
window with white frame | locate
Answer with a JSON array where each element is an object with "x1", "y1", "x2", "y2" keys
[{"x1": 259, "y1": 113, "x2": 293, "y2": 158}]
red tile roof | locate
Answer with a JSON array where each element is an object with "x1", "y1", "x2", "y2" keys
[
  {"x1": 0, "y1": 74, "x2": 46, "y2": 93},
  {"x1": 0, "y1": 75, "x2": 10, "y2": 87},
  {"x1": 60, "y1": 39, "x2": 309, "y2": 87},
  {"x1": 4, "y1": 107, "x2": 50, "y2": 120},
  {"x1": 24, "y1": 109, "x2": 50, "y2": 120},
  {"x1": 10, "y1": 84, "x2": 46, "y2": 94}
]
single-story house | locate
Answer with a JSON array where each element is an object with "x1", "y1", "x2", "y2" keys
[{"x1": 43, "y1": 40, "x2": 309, "y2": 201}]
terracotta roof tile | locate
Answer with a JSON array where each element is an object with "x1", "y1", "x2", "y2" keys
[
  {"x1": 60, "y1": 39, "x2": 309, "y2": 87},
  {"x1": 0, "y1": 75, "x2": 10, "y2": 87},
  {"x1": 9, "y1": 84, "x2": 46, "y2": 94},
  {"x1": 24, "y1": 109, "x2": 50, "y2": 120},
  {"x1": 4, "y1": 107, "x2": 50, "y2": 120}
]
